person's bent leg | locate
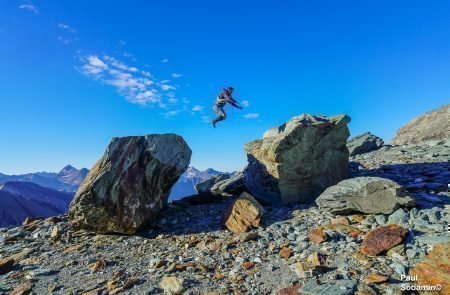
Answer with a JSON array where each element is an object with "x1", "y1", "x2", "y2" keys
[{"x1": 212, "y1": 108, "x2": 226, "y2": 128}]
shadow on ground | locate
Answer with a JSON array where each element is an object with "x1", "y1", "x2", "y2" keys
[{"x1": 141, "y1": 161, "x2": 449, "y2": 238}]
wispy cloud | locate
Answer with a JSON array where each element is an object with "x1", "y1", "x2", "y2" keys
[
  {"x1": 192, "y1": 105, "x2": 204, "y2": 112},
  {"x1": 243, "y1": 113, "x2": 260, "y2": 119},
  {"x1": 241, "y1": 100, "x2": 250, "y2": 107},
  {"x1": 171, "y1": 73, "x2": 183, "y2": 78},
  {"x1": 163, "y1": 110, "x2": 181, "y2": 118},
  {"x1": 79, "y1": 54, "x2": 179, "y2": 109},
  {"x1": 19, "y1": 3, "x2": 39, "y2": 14},
  {"x1": 161, "y1": 58, "x2": 168, "y2": 63},
  {"x1": 58, "y1": 36, "x2": 78, "y2": 45},
  {"x1": 57, "y1": 23, "x2": 76, "y2": 33}
]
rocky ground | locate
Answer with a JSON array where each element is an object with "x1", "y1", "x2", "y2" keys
[{"x1": 1, "y1": 141, "x2": 449, "y2": 295}]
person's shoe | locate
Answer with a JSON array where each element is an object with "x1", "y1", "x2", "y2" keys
[{"x1": 211, "y1": 120, "x2": 216, "y2": 128}]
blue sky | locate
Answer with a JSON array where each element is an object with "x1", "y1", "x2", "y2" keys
[{"x1": 0, "y1": 0, "x2": 449, "y2": 174}]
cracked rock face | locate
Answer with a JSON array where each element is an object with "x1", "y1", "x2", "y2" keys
[
  {"x1": 316, "y1": 177, "x2": 415, "y2": 214},
  {"x1": 222, "y1": 192, "x2": 264, "y2": 233},
  {"x1": 243, "y1": 114, "x2": 351, "y2": 206},
  {"x1": 68, "y1": 134, "x2": 192, "y2": 234}
]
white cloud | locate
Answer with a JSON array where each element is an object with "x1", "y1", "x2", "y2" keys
[
  {"x1": 79, "y1": 53, "x2": 187, "y2": 118},
  {"x1": 57, "y1": 23, "x2": 76, "y2": 33},
  {"x1": 123, "y1": 52, "x2": 137, "y2": 62},
  {"x1": 141, "y1": 71, "x2": 152, "y2": 77},
  {"x1": 192, "y1": 105, "x2": 204, "y2": 112},
  {"x1": 171, "y1": 73, "x2": 183, "y2": 78},
  {"x1": 241, "y1": 100, "x2": 250, "y2": 107},
  {"x1": 161, "y1": 84, "x2": 175, "y2": 91},
  {"x1": 243, "y1": 113, "x2": 260, "y2": 119},
  {"x1": 163, "y1": 110, "x2": 181, "y2": 118},
  {"x1": 19, "y1": 4, "x2": 39, "y2": 14},
  {"x1": 161, "y1": 58, "x2": 168, "y2": 63},
  {"x1": 58, "y1": 36, "x2": 78, "y2": 45}
]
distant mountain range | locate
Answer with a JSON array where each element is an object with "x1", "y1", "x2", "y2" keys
[
  {"x1": 0, "y1": 165, "x2": 89, "y2": 192},
  {"x1": 0, "y1": 181, "x2": 73, "y2": 227},
  {"x1": 0, "y1": 165, "x2": 226, "y2": 227},
  {"x1": 169, "y1": 167, "x2": 225, "y2": 201}
]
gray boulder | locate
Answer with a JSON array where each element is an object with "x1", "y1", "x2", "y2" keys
[
  {"x1": 68, "y1": 134, "x2": 191, "y2": 234},
  {"x1": 243, "y1": 114, "x2": 351, "y2": 206},
  {"x1": 211, "y1": 172, "x2": 245, "y2": 196},
  {"x1": 195, "y1": 173, "x2": 230, "y2": 193},
  {"x1": 316, "y1": 177, "x2": 415, "y2": 214},
  {"x1": 347, "y1": 132, "x2": 384, "y2": 156}
]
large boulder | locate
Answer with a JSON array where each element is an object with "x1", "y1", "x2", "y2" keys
[
  {"x1": 316, "y1": 177, "x2": 415, "y2": 214},
  {"x1": 68, "y1": 134, "x2": 191, "y2": 234},
  {"x1": 391, "y1": 104, "x2": 450, "y2": 145},
  {"x1": 243, "y1": 114, "x2": 351, "y2": 206},
  {"x1": 347, "y1": 132, "x2": 384, "y2": 156}
]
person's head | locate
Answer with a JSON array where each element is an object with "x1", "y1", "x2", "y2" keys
[{"x1": 227, "y1": 86, "x2": 234, "y2": 94}]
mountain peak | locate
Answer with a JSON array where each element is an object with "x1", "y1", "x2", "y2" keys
[
  {"x1": 60, "y1": 165, "x2": 77, "y2": 173},
  {"x1": 205, "y1": 168, "x2": 221, "y2": 175}
]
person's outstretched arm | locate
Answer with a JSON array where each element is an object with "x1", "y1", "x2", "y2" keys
[
  {"x1": 224, "y1": 93, "x2": 243, "y2": 109},
  {"x1": 229, "y1": 100, "x2": 243, "y2": 109}
]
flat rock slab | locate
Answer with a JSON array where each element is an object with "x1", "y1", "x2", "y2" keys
[
  {"x1": 211, "y1": 172, "x2": 245, "y2": 197},
  {"x1": 68, "y1": 134, "x2": 191, "y2": 234},
  {"x1": 195, "y1": 174, "x2": 230, "y2": 193},
  {"x1": 316, "y1": 177, "x2": 415, "y2": 214},
  {"x1": 361, "y1": 225, "x2": 409, "y2": 256},
  {"x1": 300, "y1": 279, "x2": 357, "y2": 295}
]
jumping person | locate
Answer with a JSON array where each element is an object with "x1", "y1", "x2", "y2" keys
[{"x1": 212, "y1": 87, "x2": 243, "y2": 128}]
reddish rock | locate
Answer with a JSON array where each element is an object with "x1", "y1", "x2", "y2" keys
[
  {"x1": 331, "y1": 217, "x2": 349, "y2": 225},
  {"x1": 308, "y1": 228, "x2": 327, "y2": 244},
  {"x1": 90, "y1": 259, "x2": 107, "y2": 272},
  {"x1": 242, "y1": 261, "x2": 256, "y2": 270},
  {"x1": 0, "y1": 257, "x2": 15, "y2": 275},
  {"x1": 364, "y1": 273, "x2": 389, "y2": 284},
  {"x1": 409, "y1": 242, "x2": 450, "y2": 291},
  {"x1": 279, "y1": 247, "x2": 293, "y2": 259},
  {"x1": 324, "y1": 224, "x2": 362, "y2": 237},
  {"x1": 222, "y1": 192, "x2": 264, "y2": 234},
  {"x1": 276, "y1": 284, "x2": 301, "y2": 295},
  {"x1": 361, "y1": 225, "x2": 408, "y2": 256}
]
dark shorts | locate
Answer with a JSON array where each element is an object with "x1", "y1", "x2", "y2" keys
[{"x1": 214, "y1": 104, "x2": 226, "y2": 117}]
